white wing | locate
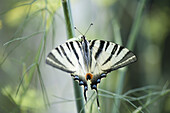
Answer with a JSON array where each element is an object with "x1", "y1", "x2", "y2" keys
[
  {"x1": 46, "y1": 41, "x2": 86, "y2": 80},
  {"x1": 89, "y1": 40, "x2": 137, "y2": 76},
  {"x1": 46, "y1": 39, "x2": 137, "y2": 109}
]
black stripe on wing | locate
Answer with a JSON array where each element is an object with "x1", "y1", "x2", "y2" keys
[
  {"x1": 71, "y1": 41, "x2": 84, "y2": 70},
  {"x1": 102, "y1": 44, "x2": 118, "y2": 65},
  {"x1": 70, "y1": 41, "x2": 79, "y2": 60},
  {"x1": 66, "y1": 42, "x2": 71, "y2": 51},
  {"x1": 114, "y1": 51, "x2": 137, "y2": 68},
  {"x1": 55, "y1": 47, "x2": 62, "y2": 57},
  {"x1": 105, "y1": 41, "x2": 110, "y2": 51},
  {"x1": 103, "y1": 51, "x2": 137, "y2": 73},
  {"x1": 117, "y1": 46, "x2": 124, "y2": 56},
  {"x1": 60, "y1": 45, "x2": 74, "y2": 66},
  {"x1": 76, "y1": 41, "x2": 82, "y2": 50},
  {"x1": 46, "y1": 53, "x2": 75, "y2": 73},
  {"x1": 89, "y1": 40, "x2": 96, "y2": 67},
  {"x1": 89, "y1": 40, "x2": 96, "y2": 50},
  {"x1": 95, "y1": 40, "x2": 105, "y2": 59},
  {"x1": 47, "y1": 53, "x2": 66, "y2": 67}
]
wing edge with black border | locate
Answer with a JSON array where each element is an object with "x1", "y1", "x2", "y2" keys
[{"x1": 88, "y1": 39, "x2": 137, "y2": 82}]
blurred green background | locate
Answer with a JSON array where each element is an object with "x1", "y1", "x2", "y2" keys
[{"x1": 0, "y1": 0, "x2": 170, "y2": 113}]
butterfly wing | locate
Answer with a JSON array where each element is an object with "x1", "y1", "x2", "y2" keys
[
  {"x1": 89, "y1": 40, "x2": 137, "y2": 81},
  {"x1": 46, "y1": 41, "x2": 86, "y2": 79},
  {"x1": 46, "y1": 39, "x2": 137, "y2": 109}
]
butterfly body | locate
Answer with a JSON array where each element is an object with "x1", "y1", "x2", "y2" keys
[{"x1": 46, "y1": 35, "x2": 137, "y2": 108}]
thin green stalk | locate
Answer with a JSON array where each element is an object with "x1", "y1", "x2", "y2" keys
[
  {"x1": 112, "y1": 18, "x2": 125, "y2": 113},
  {"x1": 61, "y1": 0, "x2": 85, "y2": 113},
  {"x1": 3, "y1": 31, "x2": 44, "y2": 46},
  {"x1": 112, "y1": 68, "x2": 127, "y2": 113},
  {"x1": 127, "y1": 0, "x2": 146, "y2": 50},
  {"x1": 62, "y1": 0, "x2": 75, "y2": 37},
  {"x1": 112, "y1": 19, "x2": 122, "y2": 45},
  {"x1": 112, "y1": 0, "x2": 146, "y2": 113}
]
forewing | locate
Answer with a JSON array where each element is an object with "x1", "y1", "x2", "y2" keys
[
  {"x1": 89, "y1": 40, "x2": 137, "y2": 75},
  {"x1": 46, "y1": 41, "x2": 86, "y2": 77}
]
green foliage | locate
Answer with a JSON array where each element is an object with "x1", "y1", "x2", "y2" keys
[{"x1": 0, "y1": 0, "x2": 170, "y2": 113}]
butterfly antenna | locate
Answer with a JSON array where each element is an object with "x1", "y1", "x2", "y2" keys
[
  {"x1": 74, "y1": 26, "x2": 83, "y2": 35},
  {"x1": 84, "y1": 23, "x2": 93, "y2": 35}
]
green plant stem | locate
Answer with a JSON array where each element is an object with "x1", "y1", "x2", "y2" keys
[
  {"x1": 127, "y1": 0, "x2": 146, "y2": 50},
  {"x1": 112, "y1": 68, "x2": 127, "y2": 113},
  {"x1": 62, "y1": 0, "x2": 75, "y2": 38},
  {"x1": 112, "y1": 19, "x2": 122, "y2": 45},
  {"x1": 62, "y1": 0, "x2": 85, "y2": 113},
  {"x1": 112, "y1": 0, "x2": 146, "y2": 113}
]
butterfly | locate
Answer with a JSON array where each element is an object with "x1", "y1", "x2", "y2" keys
[{"x1": 46, "y1": 32, "x2": 137, "y2": 109}]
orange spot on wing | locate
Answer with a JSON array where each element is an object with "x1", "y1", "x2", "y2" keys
[{"x1": 85, "y1": 73, "x2": 93, "y2": 80}]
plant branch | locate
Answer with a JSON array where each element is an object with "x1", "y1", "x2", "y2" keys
[
  {"x1": 112, "y1": 0, "x2": 146, "y2": 113},
  {"x1": 61, "y1": 0, "x2": 85, "y2": 113}
]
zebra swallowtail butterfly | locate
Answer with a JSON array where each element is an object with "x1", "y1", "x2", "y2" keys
[{"x1": 46, "y1": 28, "x2": 137, "y2": 109}]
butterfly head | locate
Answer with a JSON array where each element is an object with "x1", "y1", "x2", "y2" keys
[{"x1": 79, "y1": 35, "x2": 86, "y2": 42}]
